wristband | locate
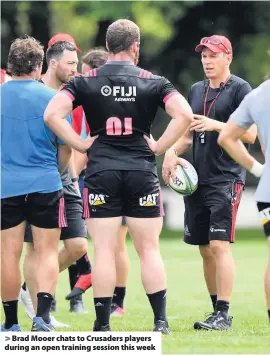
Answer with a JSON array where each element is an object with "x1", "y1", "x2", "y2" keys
[
  {"x1": 250, "y1": 160, "x2": 264, "y2": 178},
  {"x1": 71, "y1": 176, "x2": 79, "y2": 182}
]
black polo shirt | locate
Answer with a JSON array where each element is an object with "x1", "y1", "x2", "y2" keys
[{"x1": 188, "y1": 75, "x2": 252, "y2": 185}]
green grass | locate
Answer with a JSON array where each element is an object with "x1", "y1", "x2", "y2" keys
[{"x1": 3, "y1": 229, "x2": 270, "y2": 354}]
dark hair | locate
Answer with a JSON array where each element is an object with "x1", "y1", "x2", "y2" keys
[
  {"x1": 7, "y1": 36, "x2": 44, "y2": 76},
  {"x1": 82, "y1": 48, "x2": 108, "y2": 69},
  {"x1": 46, "y1": 41, "x2": 76, "y2": 64},
  {"x1": 106, "y1": 19, "x2": 140, "y2": 54}
]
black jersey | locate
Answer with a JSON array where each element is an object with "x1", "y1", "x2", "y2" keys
[
  {"x1": 188, "y1": 75, "x2": 252, "y2": 184},
  {"x1": 62, "y1": 61, "x2": 178, "y2": 177}
]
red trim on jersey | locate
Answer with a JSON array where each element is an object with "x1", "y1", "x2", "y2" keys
[
  {"x1": 86, "y1": 69, "x2": 97, "y2": 78},
  {"x1": 145, "y1": 70, "x2": 152, "y2": 79},
  {"x1": 139, "y1": 69, "x2": 152, "y2": 79},
  {"x1": 62, "y1": 90, "x2": 75, "y2": 102},
  {"x1": 72, "y1": 106, "x2": 90, "y2": 136},
  {"x1": 85, "y1": 70, "x2": 92, "y2": 77},
  {"x1": 163, "y1": 90, "x2": 179, "y2": 103},
  {"x1": 230, "y1": 183, "x2": 243, "y2": 242}
]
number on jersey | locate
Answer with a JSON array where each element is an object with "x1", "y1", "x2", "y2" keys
[{"x1": 106, "y1": 117, "x2": 133, "y2": 136}]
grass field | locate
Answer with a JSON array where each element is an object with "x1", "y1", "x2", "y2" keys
[{"x1": 3, "y1": 228, "x2": 270, "y2": 354}]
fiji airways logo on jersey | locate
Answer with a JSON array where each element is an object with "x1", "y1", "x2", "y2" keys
[
  {"x1": 139, "y1": 193, "x2": 159, "y2": 207},
  {"x1": 101, "y1": 86, "x2": 136, "y2": 102},
  {"x1": 89, "y1": 194, "x2": 106, "y2": 206}
]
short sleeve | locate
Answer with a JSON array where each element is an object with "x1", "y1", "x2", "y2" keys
[
  {"x1": 57, "y1": 113, "x2": 72, "y2": 145},
  {"x1": 61, "y1": 78, "x2": 81, "y2": 110},
  {"x1": 158, "y1": 77, "x2": 180, "y2": 110},
  {"x1": 235, "y1": 82, "x2": 252, "y2": 107},
  {"x1": 187, "y1": 87, "x2": 192, "y2": 105},
  {"x1": 229, "y1": 91, "x2": 254, "y2": 129}
]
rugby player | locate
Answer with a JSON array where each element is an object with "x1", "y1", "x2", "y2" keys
[
  {"x1": 44, "y1": 19, "x2": 193, "y2": 333},
  {"x1": 20, "y1": 39, "x2": 92, "y2": 325},
  {"x1": 67, "y1": 48, "x2": 129, "y2": 316},
  {"x1": 1, "y1": 36, "x2": 76, "y2": 332}
]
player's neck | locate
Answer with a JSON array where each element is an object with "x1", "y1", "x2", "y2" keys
[
  {"x1": 42, "y1": 72, "x2": 61, "y2": 90},
  {"x1": 107, "y1": 52, "x2": 134, "y2": 64},
  {"x1": 209, "y1": 70, "x2": 231, "y2": 89},
  {"x1": 11, "y1": 74, "x2": 36, "y2": 81}
]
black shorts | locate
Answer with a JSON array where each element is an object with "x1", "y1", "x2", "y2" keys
[
  {"x1": 1, "y1": 190, "x2": 66, "y2": 230},
  {"x1": 24, "y1": 184, "x2": 86, "y2": 242},
  {"x1": 83, "y1": 170, "x2": 164, "y2": 218},
  {"x1": 184, "y1": 182, "x2": 243, "y2": 245},
  {"x1": 257, "y1": 202, "x2": 270, "y2": 237},
  {"x1": 80, "y1": 172, "x2": 127, "y2": 225}
]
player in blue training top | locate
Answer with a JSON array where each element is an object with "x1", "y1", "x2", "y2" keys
[{"x1": 1, "y1": 36, "x2": 88, "y2": 332}]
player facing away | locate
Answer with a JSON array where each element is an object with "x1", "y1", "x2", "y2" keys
[
  {"x1": 44, "y1": 19, "x2": 193, "y2": 333},
  {"x1": 1, "y1": 36, "x2": 71, "y2": 332},
  {"x1": 162, "y1": 35, "x2": 257, "y2": 330},
  {"x1": 218, "y1": 80, "x2": 269, "y2": 322},
  {"x1": 68, "y1": 47, "x2": 129, "y2": 317}
]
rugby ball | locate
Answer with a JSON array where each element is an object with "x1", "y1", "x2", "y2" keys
[{"x1": 169, "y1": 159, "x2": 198, "y2": 196}]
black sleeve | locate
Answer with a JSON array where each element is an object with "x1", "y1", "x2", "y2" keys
[
  {"x1": 187, "y1": 87, "x2": 192, "y2": 105},
  {"x1": 158, "y1": 77, "x2": 180, "y2": 110},
  {"x1": 61, "y1": 77, "x2": 81, "y2": 110},
  {"x1": 235, "y1": 82, "x2": 252, "y2": 108}
]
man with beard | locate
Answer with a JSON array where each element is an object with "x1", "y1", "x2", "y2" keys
[
  {"x1": 44, "y1": 19, "x2": 193, "y2": 333},
  {"x1": 20, "y1": 38, "x2": 92, "y2": 327},
  {"x1": 68, "y1": 48, "x2": 129, "y2": 317}
]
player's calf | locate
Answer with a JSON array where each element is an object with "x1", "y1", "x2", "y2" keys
[
  {"x1": 31, "y1": 226, "x2": 60, "y2": 326},
  {"x1": 127, "y1": 217, "x2": 169, "y2": 333},
  {"x1": 1, "y1": 222, "x2": 25, "y2": 331},
  {"x1": 86, "y1": 217, "x2": 121, "y2": 331}
]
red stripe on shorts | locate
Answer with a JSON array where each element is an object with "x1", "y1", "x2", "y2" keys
[
  {"x1": 58, "y1": 197, "x2": 67, "y2": 228},
  {"x1": 159, "y1": 187, "x2": 165, "y2": 217},
  {"x1": 83, "y1": 188, "x2": 90, "y2": 218},
  {"x1": 230, "y1": 183, "x2": 243, "y2": 242}
]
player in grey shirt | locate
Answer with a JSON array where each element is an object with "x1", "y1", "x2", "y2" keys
[{"x1": 218, "y1": 79, "x2": 269, "y2": 322}]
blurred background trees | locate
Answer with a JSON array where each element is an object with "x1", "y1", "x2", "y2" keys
[{"x1": 2, "y1": 0, "x2": 269, "y2": 184}]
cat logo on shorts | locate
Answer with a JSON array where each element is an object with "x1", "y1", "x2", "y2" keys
[
  {"x1": 89, "y1": 194, "x2": 106, "y2": 206},
  {"x1": 139, "y1": 193, "x2": 159, "y2": 207},
  {"x1": 259, "y1": 207, "x2": 270, "y2": 225}
]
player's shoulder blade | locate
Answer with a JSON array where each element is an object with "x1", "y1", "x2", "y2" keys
[
  {"x1": 256, "y1": 79, "x2": 270, "y2": 95},
  {"x1": 35, "y1": 82, "x2": 56, "y2": 101},
  {"x1": 247, "y1": 79, "x2": 270, "y2": 106}
]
